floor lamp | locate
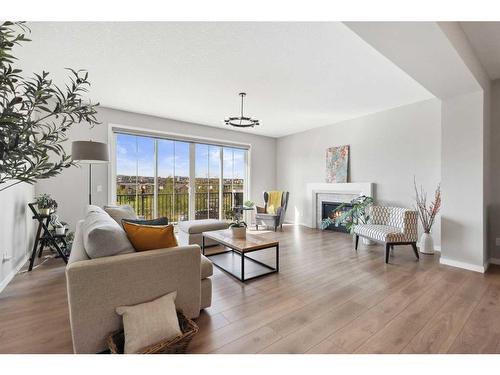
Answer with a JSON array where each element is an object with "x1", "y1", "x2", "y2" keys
[{"x1": 71, "y1": 140, "x2": 109, "y2": 205}]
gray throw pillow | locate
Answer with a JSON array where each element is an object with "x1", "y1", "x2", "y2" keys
[
  {"x1": 104, "y1": 205, "x2": 138, "y2": 227},
  {"x1": 82, "y1": 207, "x2": 135, "y2": 258}
]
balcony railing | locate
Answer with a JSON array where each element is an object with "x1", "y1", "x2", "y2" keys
[{"x1": 116, "y1": 192, "x2": 243, "y2": 221}]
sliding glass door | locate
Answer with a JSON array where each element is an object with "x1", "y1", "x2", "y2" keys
[
  {"x1": 157, "y1": 139, "x2": 190, "y2": 222},
  {"x1": 194, "y1": 144, "x2": 221, "y2": 219},
  {"x1": 114, "y1": 131, "x2": 247, "y2": 223},
  {"x1": 115, "y1": 134, "x2": 155, "y2": 219},
  {"x1": 223, "y1": 147, "x2": 246, "y2": 219}
]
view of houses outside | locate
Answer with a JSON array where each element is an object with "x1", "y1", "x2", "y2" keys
[{"x1": 115, "y1": 134, "x2": 245, "y2": 221}]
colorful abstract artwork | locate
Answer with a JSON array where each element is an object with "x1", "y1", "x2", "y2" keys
[{"x1": 325, "y1": 145, "x2": 349, "y2": 183}]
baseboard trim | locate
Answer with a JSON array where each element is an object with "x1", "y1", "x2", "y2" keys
[
  {"x1": 489, "y1": 257, "x2": 500, "y2": 265},
  {"x1": 439, "y1": 256, "x2": 486, "y2": 273},
  {"x1": 0, "y1": 253, "x2": 30, "y2": 293},
  {"x1": 417, "y1": 243, "x2": 441, "y2": 252}
]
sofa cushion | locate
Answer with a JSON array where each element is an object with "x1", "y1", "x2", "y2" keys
[
  {"x1": 123, "y1": 222, "x2": 178, "y2": 252},
  {"x1": 178, "y1": 219, "x2": 229, "y2": 234},
  {"x1": 354, "y1": 224, "x2": 409, "y2": 243},
  {"x1": 200, "y1": 255, "x2": 213, "y2": 279},
  {"x1": 82, "y1": 206, "x2": 135, "y2": 258},
  {"x1": 104, "y1": 205, "x2": 137, "y2": 227},
  {"x1": 68, "y1": 220, "x2": 90, "y2": 264}
]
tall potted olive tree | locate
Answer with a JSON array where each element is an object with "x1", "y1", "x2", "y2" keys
[{"x1": 0, "y1": 21, "x2": 100, "y2": 192}]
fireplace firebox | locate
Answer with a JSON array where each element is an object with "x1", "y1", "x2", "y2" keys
[{"x1": 321, "y1": 201, "x2": 353, "y2": 233}]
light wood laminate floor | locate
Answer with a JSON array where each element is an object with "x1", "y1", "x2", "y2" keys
[{"x1": 1, "y1": 225, "x2": 500, "y2": 354}]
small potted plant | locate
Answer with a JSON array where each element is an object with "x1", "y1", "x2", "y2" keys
[
  {"x1": 50, "y1": 214, "x2": 67, "y2": 235},
  {"x1": 244, "y1": 200, "x2": 255, "y2": 209},
  {"x1": 36, "y1": 194, "x2": 58, "y2": 215},
  {"x1": 229, "y1": 211, "x2": 247, "y2": 239}
]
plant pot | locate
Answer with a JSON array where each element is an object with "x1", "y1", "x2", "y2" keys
[
  {"x1": 39, "y1": 208, "x2": 51, "y2": 215},
  {"x1": 231, "y1": 226, "x2": 246, "y2": 239},
  {"x1": 419, "y1": 233, "x2": 434, "y2": 254},
  {"x1": 55, "y1": 227, "x2": 66, "y2": 235}
]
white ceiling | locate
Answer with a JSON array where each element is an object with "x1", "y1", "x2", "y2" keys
[
  {"x1": 461, "y1": 22, "x2": 500, "y2": 80},
  {"x1": 15, "y1": 22, "x2": 433, "y2": 138}
]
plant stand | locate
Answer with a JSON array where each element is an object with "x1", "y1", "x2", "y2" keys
[{"x1": 28, "y1": 203, "x2": 69, "y2": 271}]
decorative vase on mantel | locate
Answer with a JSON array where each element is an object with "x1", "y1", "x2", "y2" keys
[{"x1": 419, "y1": 232, "x2": 434, "y2": 254}]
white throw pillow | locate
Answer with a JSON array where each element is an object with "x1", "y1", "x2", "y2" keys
[
  {"x1": 82, "y1": 207, "x2": 135, "y2": 258},
  {"x1": 116, "y1": 291, "x2": 182, "y2": 354}
]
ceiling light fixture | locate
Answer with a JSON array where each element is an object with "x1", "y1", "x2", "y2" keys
[{"x1": 224, "y1": 92, "x2": 260, "y2": 128}]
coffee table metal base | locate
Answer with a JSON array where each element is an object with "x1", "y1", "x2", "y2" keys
[{"x1": 202, "y1": 236, "x2": 279, "y2": 282}]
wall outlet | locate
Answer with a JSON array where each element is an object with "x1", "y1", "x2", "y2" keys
[{"x1": 496, "y1": 238, "x2": 500, "y2": 247}]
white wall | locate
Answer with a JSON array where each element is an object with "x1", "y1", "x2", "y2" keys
[
  {"x1": 35, "y1": 106, "x2": 277, "y2": 230},
  {"x1": 276, "y1": 98, "x2": 442, "y2": 246},
  {"x1": 0, "y1": 182, "x2": 35, "y2": 292},
  {"x1": 440, "y1": 91, "x2": 485, "y2": 271}
]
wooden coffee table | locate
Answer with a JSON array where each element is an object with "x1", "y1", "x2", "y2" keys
[{"x1": 202, "y1": 229, "x2": 279, "y2": 282}]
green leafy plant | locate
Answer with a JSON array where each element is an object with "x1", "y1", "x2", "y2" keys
[
  {"x1": 35, "y1": 193, "x2": 57, "y2": 210},
  {"x1": 0, "y1": 21, "x2": 100, "y2": 192},
  {"x1": 243, "y1": 200, "x2": 254, "y2": 208},
  {"x1": 320, "y1": 195, "x2": 374, "y2": 234},
  {"x1": 228, "y1": 210, "x2": 247, "y2": 228}
]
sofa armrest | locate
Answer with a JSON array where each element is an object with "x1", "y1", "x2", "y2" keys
[{"x1": 65, "y1": 245, "x2": 201, "y2": 354}]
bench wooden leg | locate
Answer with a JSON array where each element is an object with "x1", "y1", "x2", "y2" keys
[
  {"x1": 385, "y1": 243, "x2": 391, "y2": 264},
  {"x1": 411, "y1": 242, "x2": 420, "y2": 260}
]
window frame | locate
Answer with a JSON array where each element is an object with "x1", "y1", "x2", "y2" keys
[{"x1": 108, "y1": 123, "x2": 251, "y2": 221}]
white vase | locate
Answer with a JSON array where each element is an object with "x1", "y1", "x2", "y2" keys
[
  {"x1": 419, "y1": 233, "x2": 434, "y2": 254},
  {"x1": 231, "y1": 226, "x2": 246, "y2": 239}
]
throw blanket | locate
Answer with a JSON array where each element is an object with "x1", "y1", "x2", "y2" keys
[{"x1": 266, "y1": 191, "x2": 283, "y2": 214}]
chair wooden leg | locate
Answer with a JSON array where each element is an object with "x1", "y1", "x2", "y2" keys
[
  {"x1": 411, "y1": 243, "x2": 420, "y2": 260},
  {"x1": 385, "y1": 243, "x2": 391, "y2": 264},
  {"x1": 256, "y1": 224, "x2": 258, "y2": 231},
  {"x1": 355, "y1": 235, "x2": 359, "y2": 251}
]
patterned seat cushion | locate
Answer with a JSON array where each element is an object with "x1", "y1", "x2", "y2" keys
[{"x1": 354, "y1": 224, "x2": 411, "y2": 243}]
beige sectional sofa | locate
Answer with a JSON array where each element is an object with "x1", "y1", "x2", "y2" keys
[{"x1": 65, "y1": 207, "x2": 212, "y2": 354}]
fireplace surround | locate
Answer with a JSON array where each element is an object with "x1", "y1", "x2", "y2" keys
[{"x1": 306, "y1": 183, "x2": 374, "y2": 229}]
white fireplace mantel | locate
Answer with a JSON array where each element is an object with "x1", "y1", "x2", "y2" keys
[{"x1": 306, "y1": 182, "x2": 374, "y2": 228}]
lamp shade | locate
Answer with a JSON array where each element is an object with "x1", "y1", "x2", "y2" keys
[{"x1": 71, "y1": 141, "x2": 109, "y2": 163}]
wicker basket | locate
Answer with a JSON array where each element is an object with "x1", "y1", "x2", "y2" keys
[{"x1": 107, "y1": 310, "x2": 199, "y2": 354}]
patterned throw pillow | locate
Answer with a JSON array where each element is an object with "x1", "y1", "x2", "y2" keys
[{"x1": 122, "y1": 217, "x2": 169, "y2": 226}]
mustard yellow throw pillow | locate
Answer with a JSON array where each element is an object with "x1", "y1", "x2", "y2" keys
[{"x1": 122, "y1": 222, "x2": 178, "y2": 252}]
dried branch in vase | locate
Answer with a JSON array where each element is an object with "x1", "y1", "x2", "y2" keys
[{"x1": 414, "y1": 177, "x2": 441, "y2": 234}]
